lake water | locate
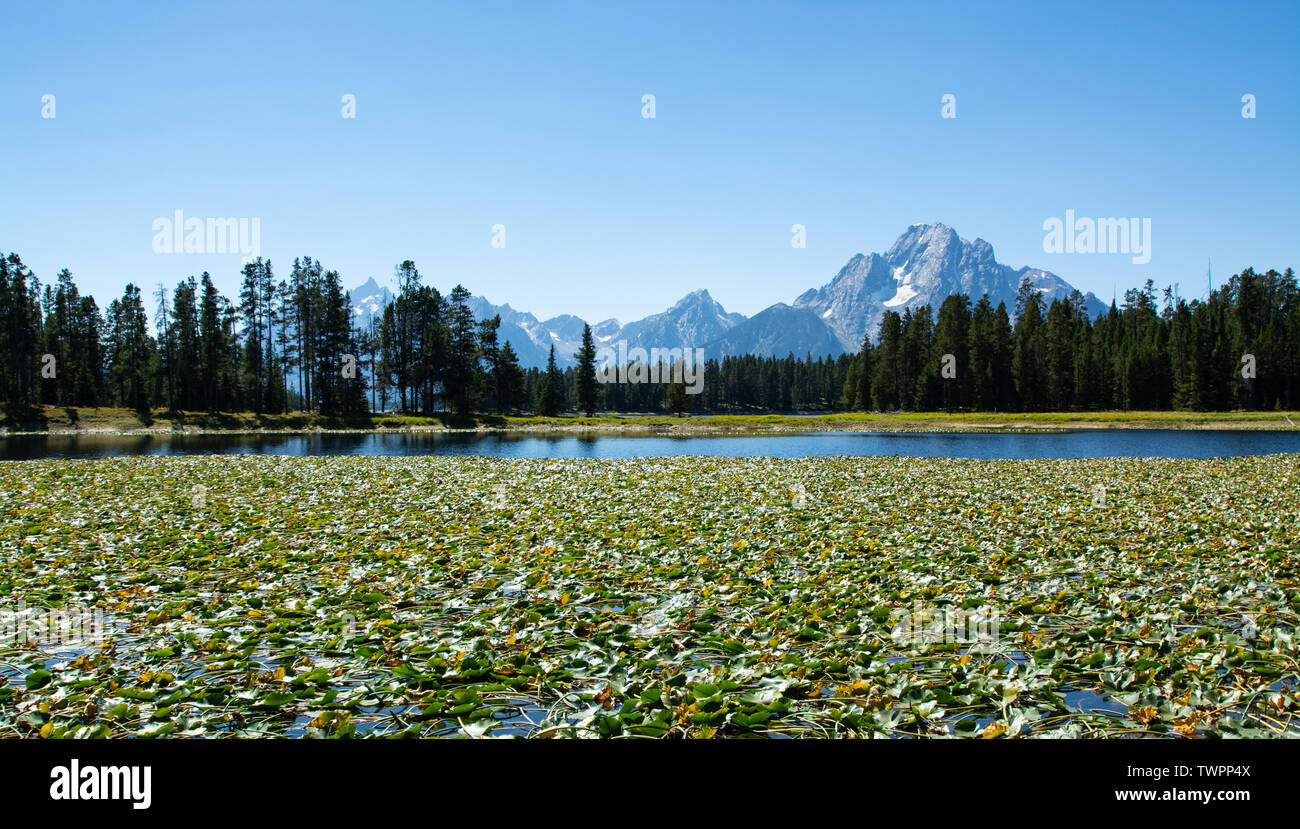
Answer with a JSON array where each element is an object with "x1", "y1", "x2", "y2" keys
[{"x1": 3, "y1": 429, "x2": 1300, "y2": 460}]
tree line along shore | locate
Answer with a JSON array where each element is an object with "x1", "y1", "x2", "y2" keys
[{"x1": 2, "y1": 252, "x2": 1297, "y2": 425}]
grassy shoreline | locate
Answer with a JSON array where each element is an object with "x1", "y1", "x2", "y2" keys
[{"x1": 2, "y1": 405, "x2": 1298, "y2": 436}]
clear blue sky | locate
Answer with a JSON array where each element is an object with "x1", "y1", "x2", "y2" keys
[{"x1": 3, "y1": 0, "x2": 1297, "y2": 324}]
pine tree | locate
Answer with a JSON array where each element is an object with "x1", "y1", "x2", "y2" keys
[
  {"x1": 105, "y1": 284, "x2": 152, "y2": 414},
  {"x1": 1013, "y1": 278, "x2": 1045, "y2": 411},
  {"x1": 575, "y1": 323, "x2": 599, "y2": 417},
  {"x1": 903, "y1": 305, "x2": 935, "y2": 410},
  {"x1": 1043, "y1": 298, "x2": 1076, "y2": 410},
  {"x1": 991, "y1": 302, "x2": 1015, "y2": 411},
  {"x1": 1, "y1": 253, "x2": 42, "y2": 410},
  {"x1": 477, "y1": 315, "x2": 502, "y2": 413},
  {"x1": 198, "y1": 273, "x2": 227, "y2": 412},
  {"x1": 495, "y1": 340, "x2": 526, "y2": 414},
  {"x1": 239, "y1": 258, "x2": 274, "y2": 413},
  {"x1": 443, "y1": 285, "x2": 479, "y2": 415},
  {"x1": 968, "y1": 295, "x2": 995, "y2": 410},
  {"x1": 538, "y1": 346, "x2": 566, "y2": 416},
  {"x1": 933, "y1": 294, "x2": 970, "y2": 411},
  {"x1": 872, "y1": 311, "x2": 904, "y2": 411}
]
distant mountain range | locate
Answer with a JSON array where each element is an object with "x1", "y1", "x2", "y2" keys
[{"x1": 350, "y1": 223, "x2": 1109, "y2": 369}]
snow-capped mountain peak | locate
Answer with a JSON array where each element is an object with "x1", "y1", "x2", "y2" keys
[
  {"x1": 349, "y1": 277, "x2": 393, "y2": 326},
  {"x1": 794, "y1": 223, "x2": 1107, "y2": 350}
]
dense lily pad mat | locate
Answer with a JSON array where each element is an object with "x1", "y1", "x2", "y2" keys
[{"x1": 1, "y1": 455, "x2": 1297, "y2": 738}]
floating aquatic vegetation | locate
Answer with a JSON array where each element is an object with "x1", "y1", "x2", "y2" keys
[{"x1": 1, "y1": 454, "x2": 1297, "y2": 738}]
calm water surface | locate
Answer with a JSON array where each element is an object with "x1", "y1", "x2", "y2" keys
[{"x1": 4, "y1": 429, "x2": 1300, "y2": 460}]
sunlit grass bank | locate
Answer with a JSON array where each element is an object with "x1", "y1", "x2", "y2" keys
[{"x1": 3, "y1": 404, "x2": 1297, "y2": 435}]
